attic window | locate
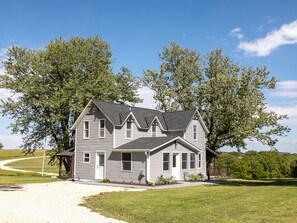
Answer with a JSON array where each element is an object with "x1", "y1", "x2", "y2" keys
[
  {"x1": 193, "y1": 124, "x2": 197, "y2": 140},
  {"x1": 126, "y1": 121, "x2": 133, "y2": 139},
  {"x1": 98, "y1": 119, "x2": 105, "y2": 138},
  {"x1": 152, "y1": 125, "x2": 157, "y2": 137}
]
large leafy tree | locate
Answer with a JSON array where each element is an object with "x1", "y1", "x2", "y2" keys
[
  {"x1": 143, "y1": 43, "x2": 290, "y2": 176},
  {"x1": 0, "y1": 36, "x2": 141, "y2": 162}
]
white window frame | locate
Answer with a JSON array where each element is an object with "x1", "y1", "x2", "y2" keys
[
  {"x1": 98, "y1": 119, "x2": 106, "y2": 138},
  {"x1": 198, "y1": 153, "x2": 202, "y2": 169},
  {"x1": 190, "y1": 153, "x2": 196, "y2": 169},
  {"x1": 182, "y1": 153, "x2": 188, "y2": 170},
  {"x1": 125, "y1": 121, "x2": 133, "y2": 139},
  {"x1": 121, "y1": 152, "x2": 132, "y2": 172},
  {"x1": 83, "y1": 153, "x2": 90, "y2": 163},
  {"x1": 162, "y1": 152, "x2": 170, "y2": 171},
  {"x1": 83, "y1": 121, "x2": 90, "y2": 139},
  {"x1": 151, "y1": 125, "x2": 157, "y2": 137},
  {"x1": 193, "y1": 124, "x2": 197, "y2": 141}
]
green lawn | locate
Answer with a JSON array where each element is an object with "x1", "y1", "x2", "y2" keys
[
  {"x1": 6, "y1": 157, "x2": 59, "y2": 174},
  {"x1": 0, "y1": 149, "x2": 46, "y2": 161},
  {"x1": 83, "y1": 180, "x2": 297, "y2": 223},
  {"x1": 0, "y1": 169, "x2": 56, "y2": 184}
]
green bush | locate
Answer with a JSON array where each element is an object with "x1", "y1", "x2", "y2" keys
[
  {"x1": 102, "y1": 178, "x2": 111, "y2": 182},
  {"x1": 185, "y1": 173, "x2": 203, "y2": 181},
  {"x1": 156, "y1": 175, "x2": 176, "y2": 185}
]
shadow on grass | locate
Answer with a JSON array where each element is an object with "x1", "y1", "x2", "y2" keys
[
  {"x1": 0, "y1": 184, "x2": 24, "y2": 191},
  {"x1": 210, "y1": 179, "x2": 297, "y2": 187}
]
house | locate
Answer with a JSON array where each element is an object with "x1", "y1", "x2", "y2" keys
[{"x1": 69, "y1": 99, "x2": 209, "y2": 184}]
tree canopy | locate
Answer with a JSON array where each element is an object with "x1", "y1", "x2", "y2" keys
[
  {"x1": 143, "y1": 42, "x2": 290, "y2": 154},
  {"x1": 0, "y1": 36, "x2": 141, "y2": 159}
]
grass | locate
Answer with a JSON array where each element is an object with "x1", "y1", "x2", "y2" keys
[
  {"x1": 83, "y1": 179, "x2": 297, "y2": 223},
  {"x1": 0, "y1": 149, "x2": 46, "y2": 161},
  {"x1": 0, "y1": 169, "x2": 56, "y2": 184},
  {"x1": 6, "y1": 157, "x2": 59, "y2": 174},
  {"x1": 0, "y1": 149, "x2": 58, "y2": 184}
]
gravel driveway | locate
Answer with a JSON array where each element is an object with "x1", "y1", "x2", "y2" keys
[{"x1": 0, "y1": 181, "x2": 138, "y2": 223}]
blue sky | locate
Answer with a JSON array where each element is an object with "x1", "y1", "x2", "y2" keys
[{"x1": 0, "y1": 0, "x2": 296, "y2": 153}]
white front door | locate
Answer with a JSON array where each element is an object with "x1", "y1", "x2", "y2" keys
[
  {"x1": 95, "y1": 152, "x2": 104, "y2": 179},
  {"x1": 172, "y1": 153, "x2": 181, "y2": 180}
]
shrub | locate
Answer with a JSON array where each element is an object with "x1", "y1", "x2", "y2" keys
[
  {"x1": 147, "y1": 181, "x2": 155, "y2": 186},
  {"x1": 186, "y1": 173, "x2": 203, "y2": 181},
  {"x1": 156, "y1": 175, "x2": 176, "y2": 185},
  {"x1": 102, "y1": 178, "x2": 111, "y2": 182}
]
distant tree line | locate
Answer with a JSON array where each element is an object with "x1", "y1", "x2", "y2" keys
[{"x1": 216, "y1": 151, "x2": 297, "y2": 179}]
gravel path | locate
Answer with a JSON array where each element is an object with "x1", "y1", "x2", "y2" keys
[
  {"x1": 0, "y1": 181, "x2": 139, "y2": 223},
  {"x1": 0, "y1": 157, "x2": 57, "y2": 176}
]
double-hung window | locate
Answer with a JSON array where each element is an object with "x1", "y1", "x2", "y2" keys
[
  {"x1": 198, "y1": 153, "x2": 202, "y2": 168},
  {"x1": 182, "y1": 153, "x2": 188, "y2": 169},
  {"x1": 193, "y1": 124, "x2": 197, "y2": 140},
  {"x1": 190, "y1": 153, "x2": 195, "y2": 169},
  {"x1": 83, "y1": 153, "x2": 90, "y2": 163},
  {"x1": 83, "y1": 121, "x2": 90, "y2": 139},
  {"x1": 126, "y1": 121, "x2": 132, "y2": 139},
  {"x1": 122, "y1": 153, "x2": 132, "y2": 171},
  {"x1": 98, "y1": 119, "x2": 105, "y2": 138},
  {"x1": 152, "y1": 125, "x2": 157, "y2": 137},
  {"x1": 163, "y1": 153, "x2": 170, "y2": 171}
]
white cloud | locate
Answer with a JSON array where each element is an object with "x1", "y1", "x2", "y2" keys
[
  {"x1": 238, "y1": 20, "x2": 297, "y2": 56},
  {"x1": 0, "y1": 134, "x2": 23, "y2": 149},
  {"x1": 135, "y1": 86, "x2": 156, "y2": 109},
  {"x1": 229, "y1": 27, "x2": 244, "y2": 39},
  {"x1": 267, "y1": 104, "x2": 297, "y2": 126},
  {"x1": 271, "y1": 80, "x2": 297, "y2": 98}
]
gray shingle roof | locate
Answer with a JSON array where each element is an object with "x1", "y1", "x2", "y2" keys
[
  {"x1": 92, "y1": 99, "x2": 196, "y2": 131},
  {"x1": 115, "y1": 136, "x2": 176, "y2": 150}
]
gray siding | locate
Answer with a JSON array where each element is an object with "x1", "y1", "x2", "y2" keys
[
  {"x1": 114, "y1": 122, "x2": 166, "y2": 148},
  {"x1": 75, "y1": 105, "x2": 113, "y2": 179},
  {"x1": 183, "y1": 119, "x2": 206, "y2": 175},
  {"x1": 150, "y1": 143, "x2": 199, "y2": 182},
  {"x1": 106, "y1": 151, "x2": 146, "y2": 183}
]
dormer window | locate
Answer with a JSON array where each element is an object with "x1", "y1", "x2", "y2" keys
[
  {"x1": 98, "y1": 119, "x2": 105, "y2": 138},
  {"x1": 126, "y1": 121, "x2": 133, "y2": 139},
  {"x1": 152, "y1": 125, "x2": 157, "y2": 137}
]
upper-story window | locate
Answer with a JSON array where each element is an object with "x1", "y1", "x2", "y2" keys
[
  {"x1": 83, "y1": 121, "x2": 90, "y2": 139},
  {"x1": 98, "y1": 119, "x2": 105, "y2": 138},
  {"x1": 152, "y1": 125, "x2": 157, "y2": 137},
  {"x1": 193, "y1": 124, "x2": 197, "y2": 140},
  {"x1": 126, "y1": 121, "x2": 133, "y2": 139}
]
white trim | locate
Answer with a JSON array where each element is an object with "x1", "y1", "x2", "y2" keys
[
  {"x1": 95, "y1": 151, "x2": 106, "y2": 180},
  {"x1": 71, "y1": 100, "x2": 93, "y2": 130},
  {"x1": 146, "y1": 151, "x2": 151, "y2": 181},
  {"x1": 125, "y1": 120, "x2": 133, "y2": 139},
  {"x1": 121, "y1": 112, "x2": 141, "y2": 129},
  {"x1": 83, "y1": 120, "x2": 90, "y2": 139},
  {"x1": 197, "y1": 152, "x2": 202, "y2": 169},
  {"x1": 74, "y1": 129, "x2": 77, "y2": 179},
  {"x1": 98, "y1": 119, "x2": 106, "y2": 138},
  {"x1": 190, "y1": 152, "x2": 196, "y2": 169},
  {"x1": 83, "y1": 152, "x2": 91, "y2": 163},
  {"x1": 162, "y1": 152, "x2": 170, "y2": 172},
  {"x1": 113, "y1": 125, "x2": 116, "y2": 148},
  {"x1": 151, "y1": 125, "x2": 157, "y2": 137},
  {"x1": 181, "y1": 152, "x2": 188, "y2": 170},
  {"x1": 148, "y1": 116, "x2": 166, "y2": 131},
  {"x1": 193, "y1": 124, "x2": 198, "y2": 141},
  {"x1": 111, "y1": 149, "x2": 150, "y2": 152},
  {"x1": 150, "y1": 136, "x2": 202, "y2": 153},
  {"x1": 121, "y1": 152, "x2": 132, "y2": 172}
]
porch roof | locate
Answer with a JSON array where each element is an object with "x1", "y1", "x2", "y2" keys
[{"x1": 113, "y1": 136, "x2": 201, "y2": 153}]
